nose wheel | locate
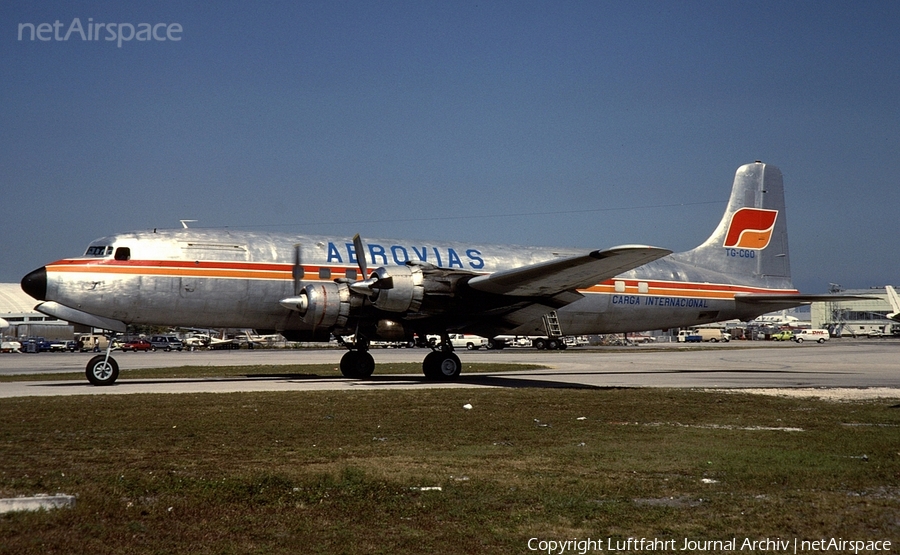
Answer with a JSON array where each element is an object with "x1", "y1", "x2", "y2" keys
[{"x1": 86, "y1": 355, "x2": 119, "y2": 386}]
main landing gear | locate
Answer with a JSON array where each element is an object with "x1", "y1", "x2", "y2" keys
[
  {"x1": 337, "y1": 336, "x2": 376, "y2": 379},
  {"x1": 422, "y1": 349, "x2": 462, "y2": 380},
  {"x1": 337, "y1": 334, "x2": 463, "y2": 381}
]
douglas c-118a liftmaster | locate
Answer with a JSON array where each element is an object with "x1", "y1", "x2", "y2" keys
[{"x1": 22, "y1": 162, "x2": 848, "y2": 385}]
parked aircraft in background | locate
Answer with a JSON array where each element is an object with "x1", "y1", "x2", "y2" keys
[
  {"x1": 21, "y1": 162, "x2": 857, "y2": 385},
  {"x1": 885, "y1": 286, "x2": 900, "y2": 322}
]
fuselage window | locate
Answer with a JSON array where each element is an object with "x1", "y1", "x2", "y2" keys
[
  {"x1": 114, "y1": 247, "x2": 131, "y2": 261},
  {"x1": 345, "y1": 269, "x2": 357, "y2": 280},
  {"x1": 319, "y1": 268, "x2": 331, "y2": 280}
]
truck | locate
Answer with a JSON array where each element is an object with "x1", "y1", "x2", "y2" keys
[
  {"x1": 677, "y1": 329, "x2": 730, "y2": 343},
  {"x1": 448, "y1": 334, "x2": 488, "y2": 350}
]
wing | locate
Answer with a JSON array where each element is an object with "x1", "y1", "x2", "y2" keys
[
  {"x1": 466, "y1": 245, "x2": 672, "y2": 297},
  {"x1": 457, "y1": 246, "x2": 671, "y2": 336}
]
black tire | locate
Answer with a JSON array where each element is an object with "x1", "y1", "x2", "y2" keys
[
  {"x1": 486, "y1": 339, "x2": 505, "y2": 350},
  {"x1": 795, "y1": 338, "x2": 803, "y2": 344},
  {"x1": 422, "y1": 351, "x2": 462, "y2": 380},
  {"x1": 547, "y1": 339, "x2": 560, "y2": 350},
  {"x1": 466, "y1": 343, "x2": 476, "y2": 350},
  {"x1": 86, "y1": 355, "x2": 119, "y2": 386},
  {"x1": 817, "y1": 338, "x2": 826, "y2": 344},
  {"x1": 339, "y1": 351, "x2": 375, "y2": 379},
  {"x1": 534, "y1": 338, "x2": 546, "y2": 350}
]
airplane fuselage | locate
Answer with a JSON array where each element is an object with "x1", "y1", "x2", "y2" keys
[{"x1": 31, "y1": 228, "x2": 797, "y2": 339}]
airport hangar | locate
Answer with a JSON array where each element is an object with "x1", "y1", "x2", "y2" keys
[
  {"x1": 0, "y1": 283, "x2": 76, "y2": 340},
  {"x1": 809, "y1": 287, "x2": 900, "y2": 337},
  {"x1": 1, "y1": 282, "x2": 898, "y2": 342}
]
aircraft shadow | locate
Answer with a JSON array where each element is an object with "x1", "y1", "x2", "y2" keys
[{"x1": 36, "y1": 367, "x2": 846, "y2": 391}]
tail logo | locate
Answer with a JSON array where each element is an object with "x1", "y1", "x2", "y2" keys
[{"x1": 723, "y1": 208, "x2": 778, "y2": 250}]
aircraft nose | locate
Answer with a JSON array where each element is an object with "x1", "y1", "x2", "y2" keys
[{"x1": 21, "y1": 267, "x2": 47, "y2": 301}]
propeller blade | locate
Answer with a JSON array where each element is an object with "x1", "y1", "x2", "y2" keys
[
  {"x1": 352, "y1": 234, "x2": 368, "y2": 279},
  {"x1": 292, "y1": 244, "x2": 304, "y2": 295}
]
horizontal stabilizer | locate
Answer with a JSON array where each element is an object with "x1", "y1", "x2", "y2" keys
[
  {"x1": 467, "y1": 245, "x2": 671, "y2": 297},
  {"x1": 735, "y1": 293, "x2": 878, "y2": 306}
]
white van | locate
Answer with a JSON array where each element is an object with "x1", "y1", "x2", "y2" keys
[
  {"x1": 77, "y1": 334, "x2": 113, "y2": 352},
  {"x1": 792, "y1": 329, "x2": 829, "y2": 343}
]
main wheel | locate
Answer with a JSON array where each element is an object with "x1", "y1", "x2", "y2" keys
[
  {"x1": 422, "y1": 351, "x2": 462, "y2": 380},
  {"x1": 86, "y1": 355, "x2": 119, "y2": 386},
  {"x1": 486, "y1": 339, "x2": 505, "y2": 350},
  {"x1": 340, "y1": 351, "x2": 375, "y2": 379}
]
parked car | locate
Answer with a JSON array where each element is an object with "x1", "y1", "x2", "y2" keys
[
  {"x1": 121, "y1": 339, "x2": 154, "y2": 352},
  {"x1": 771, "y1": 330, "x2": 794, "y2": 341},
  {"x1": 1, "y1": 340, "x2": 21, "y2": 353},
  {"x1": 22, "y1": 337, "x2": 53, "y2": 352},
  {"x1": 148, "y1": 335, "x2": 184, "y2": 351}
]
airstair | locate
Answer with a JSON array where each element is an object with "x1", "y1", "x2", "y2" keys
[{"x1": 542, "y1": 311, "x2": 563, "y2": 338}]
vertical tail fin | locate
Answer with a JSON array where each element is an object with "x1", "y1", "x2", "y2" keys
[{"x1": 673, "y1": 162, "x2": 792, "y2": 289}]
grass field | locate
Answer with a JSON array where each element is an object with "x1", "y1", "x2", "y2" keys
[{"x1": 1, "y1": 383, "x2": 899, "y2": 554}]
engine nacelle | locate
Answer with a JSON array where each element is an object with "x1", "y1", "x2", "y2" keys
[
  {"x1": 375, "y1": 319, "x2": 408, "y2": 340},
  {"x1": 298, "y1": 282, "x2": 352, "y2": 329},
  {"x1": 370, "y1": 265, "x2": 424, "y2": 313}
]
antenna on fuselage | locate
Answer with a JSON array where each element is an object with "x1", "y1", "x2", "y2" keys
[{"x1": 180, "y1": 220, "x2": 197, "y2": 229}]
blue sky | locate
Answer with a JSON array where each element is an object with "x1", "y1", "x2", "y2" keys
[{"x1": 2, "y1": 1, "x2": 898, "y2": 294}]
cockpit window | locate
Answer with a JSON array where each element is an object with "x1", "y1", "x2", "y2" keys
[
  {"x1": 85, "y1": 245, "x2": 113, "y2": 257},
  {"x1": 114, "y1": 247, "x2": 131, "y2": 261}
]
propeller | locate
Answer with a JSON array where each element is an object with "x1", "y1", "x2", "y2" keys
[
  {"x1": 352, "y1": 234, "x2": 367, "y2": 280},
  {"x1": 349, "y1": 233, "x2": 396, "y2": 296},
  {"x1": 278, "y1": 243, "x2": 307, "y2": 313},
  {"x1": 292, "y1": 243, "x2": 304, "y2": 295}
]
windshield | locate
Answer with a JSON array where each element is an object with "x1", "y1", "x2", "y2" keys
[{"x1": 84, "y1": 245, "x2": 113, "y2": 257}]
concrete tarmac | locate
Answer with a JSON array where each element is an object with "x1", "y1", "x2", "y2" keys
[{"x1": 0, "y1": 340, "x2": 898, "y2": 399}]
